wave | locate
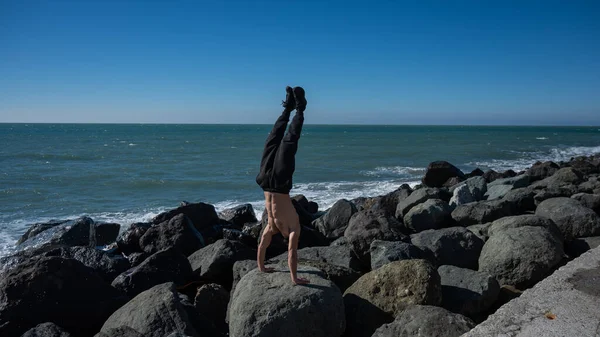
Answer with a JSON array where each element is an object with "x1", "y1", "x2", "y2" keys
[
  {"x1": 536, "y1": 137, "x2": 548, "y2": 140},
  {"x1": 362, "y1": 166, "x2": 425, "y2": 177}
]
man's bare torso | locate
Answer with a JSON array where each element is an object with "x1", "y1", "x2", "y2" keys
[{"x1": 264, "y1": 191, "x2": 300, "y2": 237}]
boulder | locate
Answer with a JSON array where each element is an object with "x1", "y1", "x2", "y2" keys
[
  {"x1": 564, "y1": 236, "x2": 600, "y2": 258},
  {"x1": 487, "y1": 174, "x2": 530, "y2": 189},
  {"x1": 152, "y1": 202, "x2": 220, "y2": 231},
  {"x1": 568, "y1": 157, "x2": 599, "y2": 175},
  {"x1": 534, "y1": 185, "x2": 579, "y2": 205},
  {"x1": 231, "y1": 260, "x2": 257, "y2": 295},
  {"x1": 313, "y1": 199, "x2": 358, "y2": 240},
  {"x1": 222, "y1": 228, "x2": 257, "y2": 247},
  {"x1": 451, "y1": 199, "x2": 514, "y2": 226},
  {"x1": 449, "y1": 176, "x2": 487, "y2": 202},
  {"x1": 16, "y1": 219, "x2": 70, "y2": 245},
  {"x1": 571, "y1": 193, "x2": 600, "y2": 214},
  {"x1": 344, "y1": 210, "x2": 407, "y2": 266},
  {"x1": 43, "y1": 246, "x2": 130, "y2": 283},
  {"x1": 116, "y1": 222, "x2": 151, "y2": 254},
  {"x1": 403, "y1": 199, "x2": 452, "y2": 232},
  {"x1": 482, "y1": 170, "x2": 504, "y2": 183},
  {"x1": 579, "y1": 178, "x2": 600, "y2": 194},
  {"x1": 241, "y1": 221, "x2": 262, "y2": 241},
  {"x1": 370, "y1": 240, "x2": 428, "y2": 270},
  {"x1": 21, "y1": 322, "x2": 73, "y2": 337},
  {"x1": 526, "y1": 161, "x2": 560, "y2": 182},
  {"x1": 139, "y1": 214, "x2": 205, "y2": 257},
  {"x1": 467, "y1": 168, "x2": 485, "y2": 177},
  {"x1": 194, "y1": 283, "x2": 229, "y2": 331},
  {"x1": 307, "y1": 201, "x2": 319, "y2": 213},
  {"x1": 532, "y1": 167, "x2": 585, "y2": 189},
  {"x1": 127, "y1": 252, "x2": 149, "y2": 267},
  {"x1": 411, "y1": 227, "x2": 484, "y2": 269},
  {"x1": 466, "y1": 223, "x2": 491, "y2": 242},
  {"x1": 100, "y1": 282, "x2": 217, "y2": 337},
  {"x1": 343, "y1": 260, "x2": 442, "y2": 337},
  {"x1": 187, "y1": 239, "x2": 255, "y2": 287},
  {"x1": 487, "y1": 215, "x2": 563, "y2": 241},
  {"x1": 268, "y1": 258, "x2": 361, "y2": 293},
  {"x1": 503, "y1": 187, "x2": 536, "y2": 213},
  {"x1": 17, "y1": 217, "x2": 95, "y2": 250},
  {"x1": 95, "y1": 222, "x2": 121, "y2": 246},
  {"x1": 479, "y1": 226, "x2": 564, "y2": 288},
  {"x1": 396, "y1": 187, "x2": 451, "y2": 218},
  {"x1": 218, "y1": 203, "x2": 257, "y2": 226},
  {"x1": 0, "y1": 257, "x2": 126, "y2": 337},
  {"x1": 228, "y1": 265, "x2": 345, "y2": 337},
  {"x1": 369, "y1": 184, "x2": 413, "y2": 217},
  {"x1": 484, "y1": 185, "x2": 513, "y2": 200},
  {"x1": 449, "y1": 184, "x2": 475, "y2": 209},
  {"x1": 438, "y1": 265, "x2": 500, "y2": 319},
  {"x1": 372, "y1": 305, "x2": 475, "y2": 337},
  {"x1": 112, "y1": 248, "x2": 194, "y2": 297},
  {"x1": 536, "y1": 197, "x2": 600, "y2": 240},
  {"x1": 422, "y1": 161, "x2": 466, "y2": 188},
  {"x1": 94, "y1": 327, "x2": 144, "y2": 337},
  {"x1": 269, "y1": 244, "x2": 361, "y2": 271}
]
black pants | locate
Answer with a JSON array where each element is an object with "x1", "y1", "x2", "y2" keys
[{"x1": 256, "y1": 111, "x2": 304, "y2": 194}]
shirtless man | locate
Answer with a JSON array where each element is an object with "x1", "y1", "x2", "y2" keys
[{"x1": 255, "y1": 86, "x2": 309, "y2": 285}]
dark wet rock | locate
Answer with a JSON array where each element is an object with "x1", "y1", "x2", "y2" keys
[
  {"x1": 479, "y1": 226, "x2": 564, "y2": 288},
  {"x1": 95, "y1": 222, "x2": 121, "y2": 246},
  {"x1": 116, "y1": 222, "x2": 151, "y2": 255},
  {"x1": 422, "y1": 161, "x2": 466, "y2": 188},
  {"x1": 194, "y1": 283, "x2": 229, "y2": 331},
  {"x1": 534, "y1": 185, "x2": 579, "y2": 205},
  {"x1": 568, "y1": 157, "x2": 599, "y2": 175},
  {"x1": 536, "y1": 197, "x2": 600, "y2": 240},
  {"x1": 187, "y1": 239, "x2": 255, "y2": 287},
  {"x1": 344, "y1": 210, "x2": 407, "y2": 267},
  {"x1": 228, "y1": 265, "x2": 345, "y2": 337},
  {"x1": 503, "y1": 187, "x2": 536, "y2": 213},
  {"x1": 403, "y1": 199, "x2": 453, "y2": 233},
  {"x1": 571, "y1": 193, "x2": 600, "y2": 214},
  {"x1": 438, "y1": 265, "x2": 500, "y2": 319},
  {"x1": 101, "y1": 282, "x2": 218, "y2": 337},
  {"x1": 112, "y1": 248, "x2": 194, "y2": 297},
  {"x1": 350, "y1": 196, "x2": 369, "y2": 211},
  {"x1": 21, "y1": 322, "x2": 73, "y2": 337},
  {"x1": 43, "y1": 246, "x2": 130, "y2": 283},
  {"x1": 241, "y1": 221, "x2": 262, "y2": 241},
  {"x1": 451, "y1": 199, "x2": 514, "y2": 227},
  {"x1": 343, "y1": 260, "x2": 442, "y2": 337},
  {"x1": 532, "y1": 167, "x2": 585, "y2": 189},
  {"x1": 0, "y1": 256, "x2": 126, "y2": 337},
  {"x1": 370, "y1": 184, "x2": 413, "y2": 217},
  {"x1": 308, "y1": 201, "x2": 319, "y2": 213},
  {"x1": 487, "y1": 215, "x2": 563, "y2": 241},
  {"x1": 218, "y1": 203, "x2": 257, "y2": 226},
  {"x1": 372, "y1": 305, "x2": 475, "y2": 337},
  {"x1": 411, "y1": 227, "x2": 484, "y2": 269},
  {"x1": 466, "y1": 223, "x2": 492, "y2": 242},
  {"x1": 370, "y1": 240, "x2": 428, "y2": 270},
  {"x1": 269, "y1": 244, "x2": 361, "y2": 271},
  {"x1": 152, "y1": 202, "x2": 220, "y2": 231},
  {"x1": 126, "y1": 252, "x2": 149, "y2": 267},
  {"x1": 443, "y1": 176, "x2": 464, "y2": 187},
  {"x1": 467, "y1": 168, "x2": 485, "y2": 178},
  {"x1": 313, "y1": 199, "x2": 358, "y2": 240},
  {"x1": 17, "y1": 217, "x2": 95, "y2": 249},
  {"x1": 139, "y1": 214, "x2": 205, "y2": 257},
  {"x1": 564, "y1": 236, "x2": 600, "y2": 258},
  {"x1": 222, "y1": 228, "x2": 257, "y2": 248},
  {"x1": 16, "y1": 219, "x2": 70, "y2": 245},
  {"x1": 396, "y1": 188, "x2": 451, "y2": 218},
  {"x1": 482, "y1": 170, "x2": 504, "y2": 183},
  {"x1": 526, "y1": 161, "x2": 560, "y2": 182}
]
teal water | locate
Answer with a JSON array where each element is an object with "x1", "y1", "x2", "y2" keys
[{"x1": 2, "y1": 123, "x2": 600, "y2": 256}]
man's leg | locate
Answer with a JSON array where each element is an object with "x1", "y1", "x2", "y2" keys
[{"x1": 288, "y1": 228, "x2": 309, "y2": 284}]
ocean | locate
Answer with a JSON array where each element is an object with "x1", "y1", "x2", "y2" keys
[{"x1": 2, "y1": 123, "x2": 600, "y2": 258}]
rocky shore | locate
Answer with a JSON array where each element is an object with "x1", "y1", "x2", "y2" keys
[{"x1": 2, "y1": 154, "x2": 600, "y2": 337}]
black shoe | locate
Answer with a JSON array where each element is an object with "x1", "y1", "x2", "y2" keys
[
  {"x1": 293, "y1": 86, "x2": 307, "y2": 112},
  {"x1": 281, "y1": 86, "x2": 296, "y2": 112}
]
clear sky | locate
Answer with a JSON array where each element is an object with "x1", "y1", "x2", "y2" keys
[{"x1": 1, "y1": 0, "x2": 599, "y2": 125}]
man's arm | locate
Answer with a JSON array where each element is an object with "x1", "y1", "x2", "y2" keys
[
  {"x1": 288, "y1": 230, "x2": 310, "y2": 285},
  {"x1": 257, "y1": 224, "x2": 274, "y2": 272}
]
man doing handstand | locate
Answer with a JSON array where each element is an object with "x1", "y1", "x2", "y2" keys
[{"x1": 255, "y1": 86, "x2": 309, "y2": 285}]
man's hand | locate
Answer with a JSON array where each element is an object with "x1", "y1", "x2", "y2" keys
[
  {"x1": 292, "y1": 277, "x2": 310, "y2": 285},
  {"x1": 259, "y1": 266, "x2": 275, "y2": 273}
]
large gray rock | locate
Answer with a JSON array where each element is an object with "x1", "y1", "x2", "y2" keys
[
  {"x1": 403, "y1": 199, "x2": 452, "y2": 232},
  {"x1": 228, "y1": 265, "x2": 345, "y2": 337},
  {"x1": 43, "y1": 246, "x2": 130, "y2": 283},
  {"x1": 16, "y1": 219, "x2": 70, "y2": 245},
  {"x1": 344, "y1": 210, "x2": 407, "y2": 266},
  {"x1": 487, "y1": 214, "x2": 563, "y2": 241},
  {"x1": 487, "y1": 174, "x2": 530, "y2": 189},
  {"x1": 0, "y1": 257, "x2": 126, "y2": 337},
  {"x1": 17, "y1": 217, "x2": 95, "y2": 250},
  {"x1": 218, "y1": 203, "x2": 257, "y2": 226},
  {"x1": 313, "y1": 199, "x2": 358, "y2": 240},
  {"x1": 479, "y1": 226, "x2": 564, "y2": 288},
  {"x1": 449, "y1": 176, "x2": 487, "y2": 201},
  {"x1": 100, "y1": 282, "x2": 217, "y2": 337},
  {"x1": 571, "y1": 193, "x2": 600, "y2": 214},
  {"x1": 532, "y1": 167, "x2": 585, "y2": 189},
  {"x1": 536, "y1": 197, "x2": 600, "y2": 240},
  {"x1": 370, "y1": 240, "x2": 428, "y2": 270},
  {"x1": 139, "y1": 214, "x2": 205, "y2": 257},
  {"x1": 466, "y1": 223, "x2": 491, "y2": 242},
  {"x1": 503, "y1": 187, "x2": 536, "y2": 213},
  {"x1": 112, "y1": 248, "x2": 193, "y2": 297},
  {"x1": 534, "y1": 186, "x2": 580, "y2": 205},
  {"x1": 411, "y1": 227, "x2": 484, "y2": 269},
  {"x1": 116, "y1": 222, "x2": 151, "y2": 254},
  {"x1": 194, "y1": 283, "x2": 229, "y2": 332},
  {"x1": 343, "y1": 260, "x2": 442, "y2": 337},
  {"x1": 526, "y1": 161, "x2": 560, "y2": 182},
  {"x1": 438, "y1": 265, "x2": 500, "y2": 319},
  {"x1": 451, "y1": 199, "x2": 514, "y2": 226},
  {"x1": 422, "y1": 161, "x2": 466, "y2": 188},
  {"x1": 396, "y1": 188, "x2": 450, "y2": 218},
  {"x1": 269, "y1": 244, "x2": 361, "y2": 271},
  {"x1": 187, "y1": 239, "x2": 254, "y2": 287},
  {"x1": 449, "y1": 184, "x2": 475, "y2": 209},
  {"x1": 152, "y1": 202, "x2": 220, "y2": 231},
  {"x1": 372, "y1": 305, "x2": 475, "y2": 337},
  {"x1": 21, "y1": 322, "x2": 73, "y2": 337},
  {"x1": 483, "y1": 184, "x2": 513, "y2": 200}
]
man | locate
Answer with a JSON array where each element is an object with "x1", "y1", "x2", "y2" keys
[{"x1": 255, "y1": 86, "x2": 309, "y2": 285}]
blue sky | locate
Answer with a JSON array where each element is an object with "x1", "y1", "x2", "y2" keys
[{"x1": 1, "y1": 0, "x2": 599, "y2": 125}]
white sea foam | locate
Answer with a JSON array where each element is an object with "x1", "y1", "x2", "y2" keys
[
  {"x1": 536, "y1": 137, "x2": 548, "y2": 140},
  {"x1": 128, "y1": 143, "x2": 137, "y2": 146},
  {"x1": 362, "y1": 166, "x2": 425, "y2": 177}
]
